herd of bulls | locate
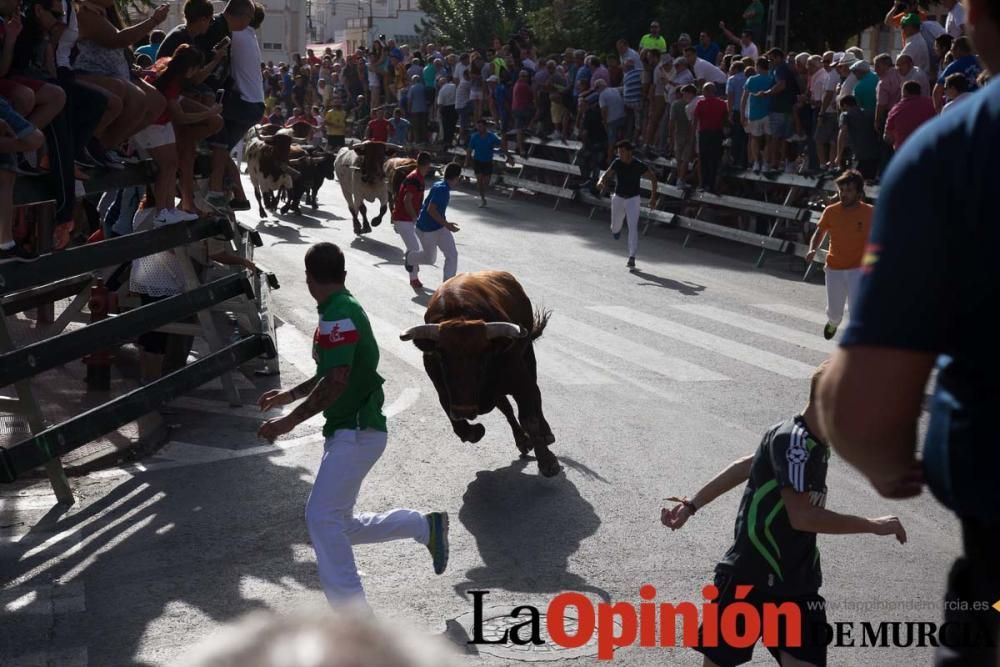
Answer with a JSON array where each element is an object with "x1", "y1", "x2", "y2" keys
[
  {"x1": 242, "y1": 125, "x2": 417, "y2": 236},
  {"x1": 240, "y1": 130, "x2": 562, "y2": 477}
]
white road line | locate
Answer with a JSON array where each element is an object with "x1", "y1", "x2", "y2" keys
[
  {"x1": 592, "y1": 306, "x2": 816, "y2": 379},
  {"x1": 535, "y1": 346, "x2": 616, "y2": 386},
  {"x1": 385, "y1": 387, "x2": 420, "y2": 418},
  {"x1": 672, "y1": 304, "x2": 836, "y2": 354},
  {"x1": 0, "y1": 582, "x2": 85, "y2": 615},
  {"x1": 275, "y1": 320, "x2": 322, "y2": 378},
  {"x1": 547, "y1": 315, "x2": 728, "y2": 382},
  {"x1": 752, "y1": 303, "x2": 829, "y2": 326}
]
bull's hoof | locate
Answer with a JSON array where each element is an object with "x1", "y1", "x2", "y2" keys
[
  {"x1": 464, "y1": 424, "x2": 486, "y2": 443},
  {"x1": 371, "y1": 217, "x2": 383, "y2": 227},
  {"x1": 514, "y1": 434, "x2": 534, "y2": 455},
  {"x1": 353, "y1": 224, "x2": 362, "y2": 235},
  {"x1": 361, "y1": 224, "x2": 372, "y2": 235},
  {"x1": 543, "y1": 433, "x2": 555, "y2": 445}
]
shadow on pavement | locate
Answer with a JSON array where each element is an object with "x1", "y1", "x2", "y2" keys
[
  {"x1": 454, "y1": 459, "x2": 609, "y2": 603},
  {"x1": 628, "y1": 269, "x2": 706, "y2": 296},
  {"x1": 349, "y1": 236, "x2": 404, "y2": 266},
  {"x1": 558, "y1": 456, "x2": 610, "y2": 484},
  {"x1": 0, "y1": 452, "x2": 322, "y2": 666}
]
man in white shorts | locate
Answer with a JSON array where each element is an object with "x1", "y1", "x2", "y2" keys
[{"x1": 741, "y1": 57, "x2": 773, "y2": 172}]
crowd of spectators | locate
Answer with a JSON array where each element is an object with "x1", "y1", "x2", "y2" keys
[
  {"x1": 0, "y1": 0, "x2": 266, "y2": 262},
  {"x1": 0, "y1": 0, "x2": 991, "y2": 263},
  {"x1": 249, "y1": 0, "x2": 985, "y2": 197}
]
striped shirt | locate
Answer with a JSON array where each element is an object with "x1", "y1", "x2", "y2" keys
[{"x1": 622, "y1": 69, "x2": 643, "y2": 107}]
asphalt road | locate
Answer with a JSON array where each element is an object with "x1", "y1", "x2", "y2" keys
[{"x1": 0, "y1": 175, "x2": 964, "y2": 666}]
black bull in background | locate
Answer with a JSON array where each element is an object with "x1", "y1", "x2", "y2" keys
[{"x1": 400, "y1": 271, "x2": 560, "y2": 477}]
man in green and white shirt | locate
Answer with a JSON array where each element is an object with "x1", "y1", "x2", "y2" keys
[{"x1": 258, "y1": 242, "x2": 448, "y2": 604}]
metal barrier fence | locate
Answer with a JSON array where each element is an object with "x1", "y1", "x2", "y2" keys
[{"x1": 0, "y1": 164, "x2": 277, "y2": 504}]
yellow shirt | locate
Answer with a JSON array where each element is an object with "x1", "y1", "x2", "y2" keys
[
  {"x1": 817, "y1": 201, "x2": 873, "y2": 270},
  {"x1": 324, "y1": 109, "x2": 346, "y2": 136}
]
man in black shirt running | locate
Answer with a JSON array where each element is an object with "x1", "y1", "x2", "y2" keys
[
  {"x1": 596, "y1": 140, "x2": 657, "y2": 269},
  {"x1": 662, "y1": 362, "x2": 907, "y2": 666}
]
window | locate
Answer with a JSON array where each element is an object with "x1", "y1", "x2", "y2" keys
[
  {"x1": 263, "y1": 42, "x2": 284, "y2": 50},
  {"x1": 399, "y1": 0, "x2": 419, "y2": 9}
]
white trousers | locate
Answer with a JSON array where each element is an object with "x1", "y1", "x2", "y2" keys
[
  {"x1": 825, "y1": 267, "x2": 863, "y2": 327},
  {"x1": 610, "y1": 194, "x2": 641, "y2": 258},
  {"x1": 394, "y1": 221, "x2": 423, "y2": 279},
  {"x1": 408, "y1": 227, "x2": 458, "y2": 281},
  {"x1": 305, "y1": 428, "x2": 428, "y2": 604}
]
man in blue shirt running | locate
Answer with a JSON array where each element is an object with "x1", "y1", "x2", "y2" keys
[
  {"x1": 465, "y1": 118, "x2": 512, "y2": 207},
  {"x1": 409, "y1": 162, "x2": 462, "y2": 284}
]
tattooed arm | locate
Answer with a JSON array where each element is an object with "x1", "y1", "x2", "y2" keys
[{"x1": 257, "y1": 366, "x2": 351, "y2": 441}]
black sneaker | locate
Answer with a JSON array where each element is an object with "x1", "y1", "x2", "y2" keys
[
  {"x1": 229, "y1": 198, "x2": 252, "y2": 211},
  {"x1": 626, "y1": 256, "x2": 636, "y2": 268},
  {"x1": 0, "y1": 245, "x2": 38, "y2": 262},
  {"x1": 823, "y1": 322, "x2": 837, "y2": 340}
]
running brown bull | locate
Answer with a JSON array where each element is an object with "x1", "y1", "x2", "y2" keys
[{"x1": 400, "y1": 271, "x2": 560, "y2": 477}]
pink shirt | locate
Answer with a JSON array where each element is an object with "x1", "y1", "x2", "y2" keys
[
  {"x1": 512, "y1": 80, "x2": 533, "y2": 110},
  {"x1": 876, "y1": 68, "x2": 903, "y2": 110},
  {"x1": 885, "y1": 95, "x2": 936, "y2": 150}
]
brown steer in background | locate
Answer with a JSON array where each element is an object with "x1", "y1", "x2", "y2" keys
[{"x1": 401, "y1": 271, "x2": 560, "y2": 477}]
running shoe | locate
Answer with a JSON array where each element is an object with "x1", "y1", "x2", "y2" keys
[
  {"x1": 229, "y1": 198, "x2": 252, "y2": 212},
  {"x1": 410, "y1": 278, "x2": 423, "y2": 289},
  {"x1": 823, "y1": 323, "x2": 837, "y2": 340},
  {"x1": 626, "y1": 256, "x2": 636, "y2": 268},
  {"x1": 424, "y1": 512, "x2": 449, "y2": 575}
]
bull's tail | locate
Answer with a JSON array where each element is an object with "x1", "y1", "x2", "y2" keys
[{"x1": 531, "y1": 308, "x2": 551, "y2": 341}]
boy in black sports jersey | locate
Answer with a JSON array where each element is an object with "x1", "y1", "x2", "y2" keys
[{"x1": 661, "y1": 362, "x2": 908, "y2": 667}]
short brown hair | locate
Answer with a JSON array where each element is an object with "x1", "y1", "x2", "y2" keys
[
  {"x1": 835, "y1": 169, "x2": 865, "y2": 195},
  {"x1": 305, "y1": 242, "x2": 346, "y2": 284}
]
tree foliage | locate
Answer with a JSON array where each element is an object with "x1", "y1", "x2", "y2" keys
[{"x1": 421, "y1": 0, "x2": 894, "y2": 56}]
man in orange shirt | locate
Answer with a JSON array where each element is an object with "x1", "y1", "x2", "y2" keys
[{"x1": 805, "y1": 170, "x2": 873, "y2": 340}]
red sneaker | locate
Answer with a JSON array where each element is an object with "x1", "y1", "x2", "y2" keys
[{"x1": 410, "y1": 278, "x2": 423, "y2": 289}]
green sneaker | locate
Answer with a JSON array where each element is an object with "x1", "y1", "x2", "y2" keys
[
  {"x1": 425, "y1": 512, "x2": 449, "y2": 575},
  {"x1": 823, "y1": 323, "x2": 838, "y2": 340}
]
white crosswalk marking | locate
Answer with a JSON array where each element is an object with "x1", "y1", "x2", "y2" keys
[
  {"x1": 672, "y1": 304, "x2": 835, "y2": 354},
  {"x1": 547, "y1": 314, "x2": 729, "y2": 382},
  {"x1": 752, "y1": 303, "x2": 829, "y2": 326},
  {"x1": 536, "y1": 346, "x2": 616, "y2": 386},
  {"x1": 591, "y1": 306, "x2": 816, "y2": 379}
]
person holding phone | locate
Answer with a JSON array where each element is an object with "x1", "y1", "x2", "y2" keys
[{"x1": 195, "y1": 0, "x2": 259, "y2": 213}]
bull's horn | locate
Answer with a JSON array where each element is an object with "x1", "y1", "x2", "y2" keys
[
  {"x1": 400, "y1": 324, "x2": 441, "y2": 341},
  {"x1": 485, "y1": 322, "x2": 527, "y2": 339},
  {"x1": 383, "y1": 142, "x2": 405, "y2": 152}
]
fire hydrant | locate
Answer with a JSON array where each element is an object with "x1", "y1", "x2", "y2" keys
[{"x1": 83, "y1": 278, "x2": 116, "y2": 391}]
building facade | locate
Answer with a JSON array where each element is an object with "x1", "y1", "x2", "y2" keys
[{"x1": 309, "y1": 0, "x2": 425, "y2": 54}]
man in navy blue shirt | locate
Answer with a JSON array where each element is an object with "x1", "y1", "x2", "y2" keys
[
  {"x1": 409, "y1": 162, "x2": 462, "y2": 284},
  {"x1": 819, "y1": 2, "x2": 1000, "y2": 664},
  {"x1": 465, "y1": 118, "x2": 512, "y2": 207}
]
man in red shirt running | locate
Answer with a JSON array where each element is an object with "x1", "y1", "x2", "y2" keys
[
  {"x1": 366, "y1": 106, "x2": 391, "y2": 142},
  {"x1": 392, "y1": 151, "x2": 432, "y2": 288},
  {"x1": 693, "y1": 82, "x2": 730, "y2": 193}
]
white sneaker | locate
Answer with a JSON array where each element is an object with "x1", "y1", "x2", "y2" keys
[
  {"x1": 155, "y1": 208, "x2": 190, "y2": 225},
  {"x1": 784, "y1": 161, "x2": 796, "y2": 173},
  {"x1": 752, "y1": 161, "x2": 762, "y2": 173},
  {"x1": 788, "y1": 133, "x2": 806, "y2": 142}
]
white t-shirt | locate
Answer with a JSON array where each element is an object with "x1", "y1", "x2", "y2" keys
[
  {"x1": 455, "y1": 79, "x2": 471, "y2": 109},
  {"x1": 665, "y1": 68, "x2": 694, "y2": 103},
  {"x1": 838, "y1": 73, "x2": 858, "y2": 101},
  {"x1": 453, "y1": 62, "x2": 467, "y2": 84},
  {"x1": 740, "y1": 42, "x2": 759, "y2": 60},
  {"x1": 809, "y1": 68, "x2": 829, "y2": 104},
  {"x1": 55, "y1": 0, "x2": 78, "y2": 69},
  {"x1": 946, "y1": 3, "x2": 966, "y2": 37},
  {"x1": 437, "y1": 82, "x2": 456, "y2": 106},
  {"x1": 621, "y1": 47, "x2": 642, "y2": 72},
  {"x1": 692, "y1": 58, "x2": 728, "y2": 84},
  {"x1": 901, "y1": 66, "x2": 931, "y2": 97},
  {"x1": 598, "y1": 87, "x2": 625, "y2": 122},
  {"x1": 231, "y1": 28, "x2": 265, "y2": 103},
  {"x1": 900, "y1": 36, "x2": 930, "y2": 74}
]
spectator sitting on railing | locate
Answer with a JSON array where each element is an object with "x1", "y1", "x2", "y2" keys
[
  {"x1": 74, "y1": 0, "x2": 170, "y2": 165},
  {"x1": 157, "y1": 0, "x2": 214, "y2": 61},
  {"x1": 136, "y1": 45, "x2": 221, "y2": 224},
  {"x1": 884, "y1": 80, "x2": 935, "y2": 151},
  {"x1": 0, "y1": 3, "x2": 67, "y2": 175},
  {"x1": 388, "y1": 107, "x2": 410, "y2": 147},
  {"x1": 135, "y1": 28, "x2": 163, "y2": 61},
  {"x1": 0, "y1": 103, "x2": 44, "y2": 260}
]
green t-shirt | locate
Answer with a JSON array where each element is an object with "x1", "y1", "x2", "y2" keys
[
  {"x1": 639, "y1": 34, "x2": 667, "y2": 52},
  {"x1": 745, "y1": 0, "x2": 765, "y2": 29},
  {"x1": 313, "y1": 290, "x2": 387, "y2": 436}
]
